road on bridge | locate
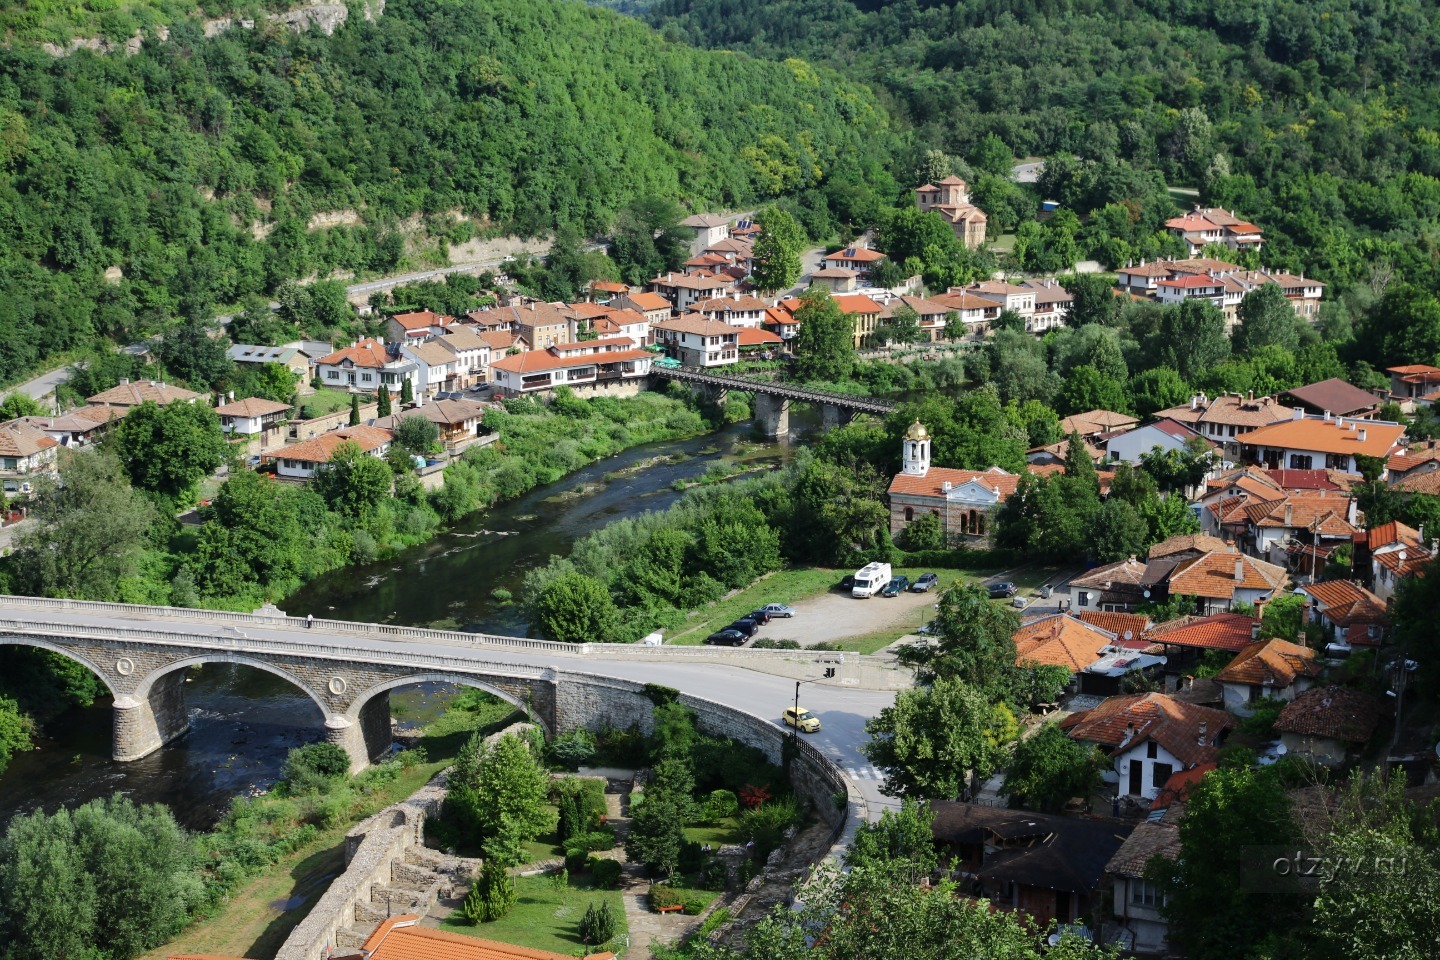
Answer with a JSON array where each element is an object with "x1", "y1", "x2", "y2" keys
[{"x1": 0, "y1": 601, "x2": 903, "y2": 820}]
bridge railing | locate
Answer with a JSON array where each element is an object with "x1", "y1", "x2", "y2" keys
[
  {"x1": 654, "y1": 367, "x2": 896, "y2": 412},
  {"x1": 0, "y1": 595, "x2": 865, "y2": 669}
]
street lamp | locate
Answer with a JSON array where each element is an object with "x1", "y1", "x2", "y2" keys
[{"x1": 1388, "y1": 657, "x2": 1415, "y2": 751}]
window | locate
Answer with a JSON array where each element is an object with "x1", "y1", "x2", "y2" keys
[
  {"x1": 361, "y1": 373, "x2": 373, "y2": 382},
  {"x1": 326, "y1": 370, "x2": 339, "y2": 380},
  {"x1": 1325, "y1": 453, "x2": 1350, "y2": 471},
  {"x1": 1077, "y1": 590, "x2": 1090, "y2": 608},
  {"x1": 0, "y1": 458, "x2": 15, "y2": 471},
  {"x1": 1131, "y1": 879, "x2": 1168, "y2": 908},
  {"x1": 905, "y1": 507, "x2": 914, "y2": 522},
  {"x1": 1146, "y1": 741, "x2": 1158, "y2": 759},
  {"x1": 1288, "y1": 454, "x2": 1313, "y2": 470}
]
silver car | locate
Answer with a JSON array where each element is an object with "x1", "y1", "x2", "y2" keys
[{"x1": 760, "y1": 603, "x2": 796, "y2": 618}]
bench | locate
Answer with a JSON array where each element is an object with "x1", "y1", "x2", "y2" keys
[{"x1": 655, "y1": 904, "x2": 684, "y2": 914}]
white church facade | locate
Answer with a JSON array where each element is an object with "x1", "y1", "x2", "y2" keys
[{"x1": 885, "y1": 421, "x2": 1022, "y2": 546}]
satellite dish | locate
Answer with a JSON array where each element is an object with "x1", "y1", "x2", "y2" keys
[
  {"x1": 1143, "y1": 589, "x2": 1151, "y2": 598},
  {"x1": 1124, "y1": 630, "x2": 1134, "y2": 640}
]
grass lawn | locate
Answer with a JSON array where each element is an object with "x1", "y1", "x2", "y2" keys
[
  {"x1": 521, "y1": 821, "x2": 563, "y2": 865},
  {"x1": 683, "y1": 817, "x2": 743, "y2": 847},
  {"x1": 666, "y1": 567, "x2": 841, "y2": 645},
  {"x1": 439, "y1": 875, "x2": 627, "y2": 956},
  {"x1": 298, "y1": 388, "x2": 359, "y2": 419}
]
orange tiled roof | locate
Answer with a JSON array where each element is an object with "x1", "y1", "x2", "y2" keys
[
  {"x1": 1236, "y1": 418, "x2": 1406, "y2": 458},
  {"x1": 1158, "y1": 394, "x2": 1292, "y2": 430},
  {"x1": 1393, "y1": 469, "x2": 1440, "y2": 495},
  {"x1": 491, "y1": 346, "x2": 651, "y2": 374},
  {"x1": 1069, "y1": 557, "x2": 1149, "y2": 591},
  {"x1": 1075, "y1": 611, "x2": 1151, "y2": 641},
  {"x1": 1013, "y1": 614, "x2": 1116, "y2": 672},
  {"x1": 1302, "y1": 580, "x2": 1387, "y2": 626},
  {"x1": 887, "y1": 466, "x2": 1020, "y2": 500},
  {"x1": 1145, "y1": 613, "x2": 1259, "y2": 651},
  {"x1": 1275, "y1": 686, "x2": 1380, "y2": 743},
  {"x1": 1214, "y1": 638, "x2": 1321, "y2": 687},
  {"x1": 1059, "y1": 409, "x2": 1138, "y2": 436},
  {"x1": 391, "y1": 310, "x2": 453, "y2": 331},
  {"x1": 1149, "y1": 763, "x2": 1217, "y2": 812},
  {"x1": 362, "y1": 916, "x2": 615, "y2": 960},
  {"x1": 1148, "y1": 533, "x2": 1231, "y2": 560},
  {"x1": 87, "y1": 380, "x2": 201, "y2": 406},
  {"x1": 269, "y1": 426, "x2": 393, "y2": 465},
  {"x1": 693, "y1": 294, "x2": 769, "y2": 313},
  {"x1": 317, "y1": 338, "x2": 392, "y2": 369},
  {"x1": 737, "y1": 327, "x2": 782, "y2": 347},
  {"x1": 1240, "y1": 492, "x2": 1358, "y2": 534},
  {"x1": 213, "y1": 397, "x2": 291, "y2": 418},
  {"x1": 832, "y1": 294, "x2": 882, "y2": 315},
  {"x1": 1059, "y1": 693, "x2": 1232, "y2": 767},
  {"x1": 0, "y1": 422, "x2": 59, "y2": 458},
  {"x1": 1166, "y1": 551, "x2": 1288, "y2": 600}
]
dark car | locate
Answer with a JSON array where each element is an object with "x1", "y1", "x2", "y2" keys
[
  {"x1": 746, "y1": 610, "x2": 772, "y2": 625},
  {"x1": 987, "y1": 581, "x2": 1018, "y2": 599},
  {"x1": 838, "y1": 575, "x2": 855, "y2": 592},
  {"x1": 727, "y1": 619, "x2": 761, "y2": 638},
  {"x1": 912, "y1": 573, "x2": 939, "y2": 592},
  {"x1": 880, "y1": 575, "x2": 910, "y2": 597},
  {"x1": 705, "y1": 629, "x2": 748, "y2": 646}
]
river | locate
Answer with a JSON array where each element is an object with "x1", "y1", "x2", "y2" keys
[{"x1": 0, "y1": 417, "x2": 813, "y2": 830}]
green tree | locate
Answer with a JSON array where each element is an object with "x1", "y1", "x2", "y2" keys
[
  {"x1": 0, "y1": 796, "x2": 202, "y2": 960},
  {"x1": 900, "y1": 510, "x2": 946, "y2": 550},
  {"x1": 862, "y1": 676, "x2": 1015, "y2": 800},
  {"x1": 897, "y1": 582, "x2": 1020, "y2": 691},
  {"x1": 579, "y1": 900, "x2": 618, "y2": 946},
  {"x1": 310, "y1": 441, "x2": 392, "y2": 518},
  {"x1": 348, "y1": 393, "x2": 360, "y2": 427},
  {"x1": 529, "y1": 572, "x2": 620, "y2": 643},
  {"x1": 1063, "y1": 274, "x2": 1122, "y2": 328},
  {"x1": 845, "y1": 800, "x2": 939, "y2": 883},
  {"x1": 159, "y1": 318, "x2": 233, "y2": 390},
  {"x1": 112, "y1": 400, "x2": 228, "y2": 500},
  {"x1": 401, "y1": 378, "x2": 414, "y2": 405},
  {"x1": 625, "y1": 786, "x2": 689, "y2": 878},
  {"x1": 280, "y1": 742, "x2": 352, "y2": 795},
  {"x1": 1233, "y1": 284, "x2": 1300, "y2": 354},
  {"x1": 750, "y1": 206, "x2": 804, "y2": 293},
  {"x1": 1092, "y1": 498, "x2": 1151, "y2": 562},
  {"x1": 1150, "y1": 299, "x2": 1231, "y2": 382},
  {"x1": 448, "y1": 732, "x2": 552, "y2": 867},
  {"x1": 1000, "y1": 724, "x2": 1103, "y2": 812},
  {"x1": 970, "y1": 133, "x2": 1014, "y2": 177},
  {"x1": 463, "y1": 860, "x2": 517, "y2": 923},
  {"x1": 13, "y1": 450, "x2": 158, "y2": 601},
  {"x1": 792, "y1": 288, "x2": 856, "y2": 381},
  {"x1": 1151, "y1": 765, "x2": 1305, "y2": 960},
  {"x1": 1129, "y1": 366, "x2": 1191, "y2": 418},
  {"x1": 377, "y1": 384, "x2": 392, "y2": 417},
  {"x1": 0, "y1": 696, "x2": 33, "y2": 777},
  {"x1": 0, "y1": 393, "x2": 43, "y2": 421},
  {"x1": 1355, "y1": 285, "x2": 1440, "y2": 368},
  {"x1": 1058, "y1": 364, "x2": 1131, "y2": 416},
  {"x1": 394, "y1": 414, "x2": 440, "y2": 455}
]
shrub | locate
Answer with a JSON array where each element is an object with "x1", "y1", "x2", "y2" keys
[
  {"x1": 280, "y1": 742, "x2": 352, "y2": 796},
  {"x1": 589, "y1": 857, "x2": 623, "y2": 889},
  {"x1": 750, "y1": 638, "x2": 800, "y2": 649},
  {"x1": 699, "y1": 857, "x2": 728, "y2": 892},
  {"x1": 564, "y1": 829, "x2": 617, "y2": 870},
  {"x1": 678, "y1": 839, "x2": 705, "y2": 874},
  {"x1": 738, "y1": 783, "x2": 772, "y2": 809},
  {"x1": 579, "y1": 900, "x2": 618, "y2": 946},
  {"x1": 462, "y1": 861, "x2": 516, "y2": 923},
  {"x1": 703, "y1": 789, "x2": 739, "y2": 822},
  {"x1": 549, "y1": 729, "x2": 598, "y2": 771},
  {"x1": 740, "y1": 796, "x2": 803, "y2": 860}
]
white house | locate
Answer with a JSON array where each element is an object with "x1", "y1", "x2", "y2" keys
[
  {"x1": 1061, "y1": 693, "x2": 1233, "y2": 801},
  {"x1": 1105, "y1": 821, "x2": 1181, "y2": 957},
  {"x1": 692, "y1": 294, "x2": 769, "y2": 329},
  {"x1": 650, "y1": 272, "x2": 733, "y2": 311},
  {"x1": 820, "y1": 244, "x2": 886, "y2": 278},
  {"x1": 315, "y1": 339, "x2": 420, "y2": 397},
  {"x1": 488, "y1": 338, "x2": 654, "y2": 395},
  {"x1": 267, "y1": 425, "x2": 394, "y2": 481},
  {"x1": 1237, "y1": 412, "x2": 1407, "y2": 474},
  {"x1": 434, "y1": 327, "x2": 491, "y2": 389},
  {"x1": 0, "y1": 422, "x2": 59, "y2": 496},
  {"x1": 213, "y1": 397, "x2": 291, "y2": 440},
  {"x1": 652, "y1": 315, "x2": 741, "y2": 368},
  {"x1": 679, "y1": 213, "x2": 730, "y2": 254},
  {"x1": 1213, "y1": 638, "x2": 1322, "y2": 717},
  {"x1": 401, "y1": 340, "x2": 460, "y2": 397},
  {"x1": 1104, "y1": 418, "x2": 1215, "y2": 465},
  {"x1": 960, "y1": 280, "x2": 1035, "y2": 318}
]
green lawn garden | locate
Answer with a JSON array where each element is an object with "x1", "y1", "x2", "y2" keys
[{"x1": 439, "y1": 875, "x2": 627, "y2": 956}]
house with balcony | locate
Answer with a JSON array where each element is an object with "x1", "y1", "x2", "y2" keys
[
  {"x1": 1297, "y1": 580, "x2": 1388, "y2": 648},
  {"x1": 880, "y1": 295, "x2": 952, "y2": 341},
  {"x1": 1104, "y1": 818, "x2": 1182, "y2": 956},
  {"x1": 1237, "y1": 413, "x2": 1407, "y2": 475},
  {"x1": 692, "y1": 294, "x2": 769, "y2": 329},
  {"x1": 488, "y1": 338, "x2": 653, "y2": 395},
  {"x1": 1164, "y1": 208, "x2": 1265, "y2": 256},
  {"x1": 652, "y1": 315, "x2": 741, "y2": 367},
  {"x1": 820, "y1": 244, "x2": 886, "y2": 278},
  {"x1": 1387, "y1": 364, "x2": 1440, "y2": 411},
  {"x1": 434, "y1": 327, "x2": 492, "y2": 388},
  {"x1": 959, "y1": 280, "x2": 1035, "y2": 320},
  {"x1": 315, "y1": 339, "x2": 420, "y2": 398},
  {"x1": 1017, "y1": 279, "x2": 1074, "y2": 332},
  {"x1": 370, "y1": 398, "x2": 489, "y2": 453},
  {"x1": 649, "y1": 271, "x2": 734, "y2": 311},
  {"x1": 931, "y1": 289, "x2": 1004, "y2": 334},
  {"x1": 400, "y1": 340, "x2": 460, "y2": 398},
  {"x1": 214, "y1": 397, "x2": 291, "y2": 444},
  {"x1": 0, "y1": 422, "x2": 59, "y2": 496},
  {"x1": 1156, "y1": 392, "x2": 1297, "y2": 461}
]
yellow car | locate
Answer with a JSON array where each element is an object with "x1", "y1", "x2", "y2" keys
[{"x1": 783, "y1": 706, "x2": 821, "y2": 733}]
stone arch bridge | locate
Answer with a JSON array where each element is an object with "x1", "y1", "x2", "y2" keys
[{"x1": 0, "y1": 596, "x2": 868, "y2": 771}]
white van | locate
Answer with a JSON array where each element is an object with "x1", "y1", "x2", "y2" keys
[{"x1": 851, "y1": 562, "x2": 892, "y2": 598}]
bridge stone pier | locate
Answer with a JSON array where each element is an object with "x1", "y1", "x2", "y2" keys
[
  {"x1": 753, "y1": 392, "x2": 790, "y2": 437},
  {"x1": 821, "y1": 403, "x2": 856, "y2": 431}
]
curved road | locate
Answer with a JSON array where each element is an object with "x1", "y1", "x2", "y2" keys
[{"x1": 0, "y1": 600, "x2": 902, "y2": 820}]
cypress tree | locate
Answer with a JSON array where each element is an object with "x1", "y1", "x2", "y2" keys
[
  {"x1": 377, "y1": 384, "x2": 392, "y2": 417},
  {"x1": 401, "y1": 378, "x2": 414, "y2": 404},
  {"x1": 348, "y1": 394, "x2": 361, "y2": 426}
]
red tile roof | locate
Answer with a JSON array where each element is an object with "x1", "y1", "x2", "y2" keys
[
  {"x1": 1012, "y1": 614, "x2": 1116, "y2": 672},
  {"x1": 87, "y1": 380, "x2": 201, "y2": 406},
  {"x1": 317, "y1": 338, "x2": 392, "y2": 369},
  {"x1": 737, "y1": 327, "x2": 782, "y2": 347},
  {"x1": 1275, "y1": 686, "x2": 1380, "y2": 743},
  {"x1": 1281, "y1": 378, "x2": 1379, "y2": 416},
  {"x1": 1166, "y1": 551, "x2": 1288, "y2": 599},
  {"x1": 620, "y1": 291, "x2": 672, "y2": 312},
  {"x1": 1074, "y1": 611, "x2": 1151, "y2": 642},
  {"x1": 1147, "y1": 534, "x2": 1231, "y2": 560},
  {"x1": 1214, "y1": 638, "x2": 1321, "y2": 687},
  {"x1": 887, "y1": 466, "x2": 1020, "y2": 499},
  {"x1": 1237, "y1": 418, "x2": 1406, "y2": 459},
  {"x1": 1301, "y1": 580, "x2": 1387, "y2": 627},
  {"x1": 1145, "y1": 613, "x2": 1258, "y2": 651},
  {"x1": 0, "y1": 422, "x2": 59, "y2": 458},
  {"x1": 391, "y1": 310, "x2": 453, "y2": 331},
  {"x1": 1149, "y1": 763, "x2": 1216, "y2": 812},
  {"x1": 1060, "y1": 693, "x2": 1233, "y2": 767},
  {"x1": 362, "y1": 916, "x2": 615, "y2": 960},
  {"x1": 213, "y1": 397, "x2": 291, "y2": 417},
  {"x1": 832, "y1": 294, "x2": 882, "y2": 315},
  {"x1": 268, "y1": 426, "x2": 393, "y2": 465},
  {"x1": 490, "y1": 347, "x2": 651, "y2": 374}
]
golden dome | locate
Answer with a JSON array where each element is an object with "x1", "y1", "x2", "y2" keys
[{"x1": 905, "y1": 420, "x2": 929, "y2": 441}]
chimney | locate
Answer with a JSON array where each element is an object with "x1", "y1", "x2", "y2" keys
[
  {"x1": 1254, "y1": 596, "x2": 1267, "y2": 621},
  {"x1": 1359, "y1": 428, "x2": 1368, "y2": 443},
  {"x1": 1234, "y1": 558, "x2": 1245, "y2": 582},
  {"x1": 1191, "y1": 394, "x2": 1201, "y2": 411},
  {"x1": 1324, "y1": 410, "x2": 1332, "y2": 422},
  {"x1": 1337, "y1": 417, "x2": 1345, "y2": 430},
  {"x1": 1197, "y1": 720, "x2": 1209, "y2": 746},
  {"x1": 1284, "y1": 503, "x2": 1293, "y2": 526},
  {"x1": 228, "y1": 391, "x2": 235, "y2": 402},
  {"x1": 1251, "y1": 619, "x2": 1262, "y2": 640},
  {"x1": 1293, "y1": 407, "x2": 1304, "y2": 421},
  {"x1": 119, "y1": 377, "x2": 130, "y2": 386},
  {"x1": 942, "y1": 481, "x2": 953, "y2": 492},
  {"x1": 1183, "y1": 675, "x2": 1195, "y2": 691},
  {"x1": 1120, "y1": 722, "x2": 1136, "y2": 747}
]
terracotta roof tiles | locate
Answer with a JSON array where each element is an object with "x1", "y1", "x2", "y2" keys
[
  {"x1": 1145, "y1": 613, "x2": 1259, "y2": 652},
  {"x1": 886, "y1": 466, "x2": 1020, "y2": 500},
  {"x1": 1214, "y1": 638, "x2": 1321, "y2": 687},
  {"x1": 1275, "y1": 686, "x2": 1380, "y2": 743},
  {"x1": 1012, "y1": 614, "x2": 1116, "y2": 672},
  {"x1": 213, "y1": 397, "x2": 291, "y2": 418},
  {"x1": 1106, "y1": 820, "x2": 1183, "y2": 878},
  {"x1": 1237, "y1": 417, "x2": 1406, "y2": 459},
  {"x1": 1165, "y1": 551, "x2": 1288, "y2": 599},
  {"x1": 1060, "y1": 692, "x2": 1232, "y2": 767}
]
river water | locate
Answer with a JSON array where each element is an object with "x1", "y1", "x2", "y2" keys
[{"x1": 0, "y1": 418, "x2": 811, "y2": 830}]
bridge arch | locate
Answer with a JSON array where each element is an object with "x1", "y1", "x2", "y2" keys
[
  {"x1": 132, "y1": 654, "x2": 332, "y2": 720},
  {"x1": 0, "y1": 636, "x2": 119, "y2": 699},
  {"x1": 345, "y1": 673, "x2": 551, "y2": 736}
]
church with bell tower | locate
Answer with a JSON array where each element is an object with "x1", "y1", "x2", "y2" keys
[{"x1": 886, "y1": 420, "x2": 1023, "y2": 546}]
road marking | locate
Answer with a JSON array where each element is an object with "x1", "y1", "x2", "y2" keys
[{"x1": 846, "y1": 765, "x2": 881, "y2": 781}]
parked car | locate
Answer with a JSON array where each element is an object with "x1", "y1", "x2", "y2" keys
[
  {"x1": 987, "y1": 581, "x2": 1018, "y2": 599},
  {"x1": 760, "y1": 603, "x2": 796, "y2": 618},
  {"x1": 838, "y1": 575, "x2": 855, "y2": 592},
  {"x1": 746, "y1": 610, "x2": 772, "y2": 625},
  {"x1": 727, "y1": 619, "x2": 761, "y2": 638},
  {"x1": 917, "y1": 621, "x2": 939, "y2": 636},
  {"x1": 705, "y1": 629, "x2": 748, "y2": 646},
  {"x1": 782, "y1": 706, "x2": 821, "y2": 733},
  {"x1": 245, "y1": 454, "x2": 262, "y2": 469},
  {"x1": 880, "y1": 575, "x2": 911, "y2": 597},
  {"x1": 911, "y1": 573, "x2": 939, "y2": 592}
]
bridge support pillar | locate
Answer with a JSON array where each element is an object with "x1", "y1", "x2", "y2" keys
[
  {"x1": 754, "y1": 393, "x2": 790, "y2": 438},
  {"x1": 112, "y1": 670, "x2": 189, "y2": 762},
  {"x1": 327, "y1": 692, "x2": 393, "y2": 773},
  {"x1": 821, "y1": 404, "x2": 855, "y2": 431}
]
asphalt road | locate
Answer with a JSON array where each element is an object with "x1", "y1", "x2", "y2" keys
[
  {"x1": 1012, "y1": 159, "x2": 1044, "y2": 183},
  {"x1": 0, "y1": 601, "x2": 902, "y2": 819}
]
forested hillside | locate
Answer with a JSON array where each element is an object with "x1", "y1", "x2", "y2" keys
[
  {"x1": 643, "y1": 0, "x2": 1440, "y2": 289},
  {"x1": 0, "y1": 0, "x2": 894, "y2": 382}
]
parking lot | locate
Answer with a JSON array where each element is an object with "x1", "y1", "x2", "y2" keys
[{"x1": 760, "y1": 582, "x2": 944, "y2": 648}]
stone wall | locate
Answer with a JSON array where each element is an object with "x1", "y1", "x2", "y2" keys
[{"x1": 113, "y1": 669, "x2": 189, "y2": 762}]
